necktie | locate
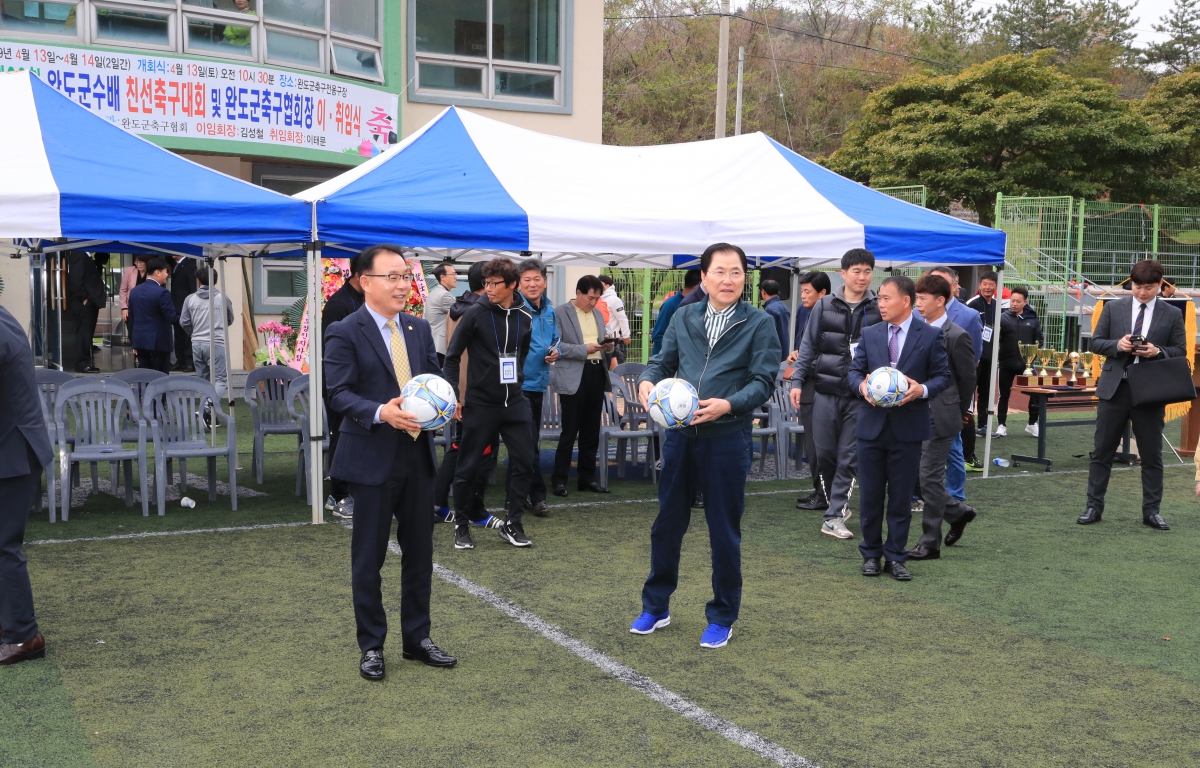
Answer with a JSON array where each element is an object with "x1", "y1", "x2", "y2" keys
[
  {"x1": 384, "y1": 319, "x2": 419, "y2": 439},
  {"x1": 889, "y1": 325, "x2": 901, "y2": 366},
  {"x1": 1133, "y1": 302, "x2": 1146, "y2": 337}
]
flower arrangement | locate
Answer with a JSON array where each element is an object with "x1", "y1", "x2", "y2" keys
[
  {"x1": 255, "y1": 321, "x2": 296, "y2": 366},
  {"x1": 406, "y1": 257, "x2": 428, "y2": 317}
]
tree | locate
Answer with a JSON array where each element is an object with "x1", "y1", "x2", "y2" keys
[
  {"x1": 1139, "y1": 66, "x2": 1200, "y2": 205},
  {"x1": 824, "y1": 52, "x2": 1178, "y2": 225},
  {"x1": 1144, "y1": 0, "x2": 1200, "y2": 73},
  {"x1": 985, "y1": 0, "x2": 1135, "y2": 62},
  {"x1": 911, "y1": 0, "x2": 991, "y2": 67}
]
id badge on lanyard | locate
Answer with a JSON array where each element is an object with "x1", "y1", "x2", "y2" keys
[
  {"x1": 849, "y1": 342, "x2": 859, "y2": 360},
  {"x1": 499, "y1": 354, "x2": 519, "y2": 384},
  {"x1": 981, "y1": 325, "x2": 993, "y2": 343}
]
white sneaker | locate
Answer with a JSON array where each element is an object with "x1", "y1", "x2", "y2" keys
[
  {"x1": 994, "y1": 424, "x2": 1007, "y2": 437},
  {"x1": 1025, "y1": 423, "x2": 1039, "y2": 437},
  {"x1": 821, "y1": 518, "x2": 855, "y2": 539}
]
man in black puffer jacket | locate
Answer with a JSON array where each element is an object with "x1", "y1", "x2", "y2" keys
[
  {"x1": 790, "y1": 249, "x2": 883, "y2": 541},
  {"x1": 443, "y1": 258, "x2": 537, "y2": 549}
]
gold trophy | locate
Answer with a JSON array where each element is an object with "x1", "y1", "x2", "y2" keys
[
  {"x1": 1079, "y1": 351, "x2": 1095, "y2": 386},
  {"x1": 1067, "y1": 351, "x2": 1081, "y2": 386},
  {"x1": 1038, "y1": 348, "x2": 1055, "y2": 379},
  {"x1": 1020, "y1": 344, "x2": 1038, "y2": 378},
  {"x1": 1052, "y1": 350, "x2": 1069, "y2": 382}
]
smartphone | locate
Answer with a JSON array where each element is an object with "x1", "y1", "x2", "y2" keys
[
  {"x1": 599, "y1": 336, "x2": 620, "y2": 345},
  {"x1": 1129, "y1": 335, "x2": 1146, "y2": 345}
]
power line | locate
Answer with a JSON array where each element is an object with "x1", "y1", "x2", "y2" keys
[
  {"x1": 605, "y1": 11, "x2": 961, "y2": 70},
  {"x1": 760, "y1": 9, "x2": 795, "y2": 150},
  {"x1": 742, "y1": 54, "x2": 902, "y2": 76}
]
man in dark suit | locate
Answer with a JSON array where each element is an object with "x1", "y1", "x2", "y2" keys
[
  {"x1": 848, "y1": 275, "x2": 950, "y2": 580},
  {"x1": 66, "y1": 251, "x2": 108, "y2": 373},
  {"x1": 1081, "y1": 259, "x2": 1188, "y2": 530},
  {"x1": 320, "y1": 255, "x2": 365, "y2": 520},
  {"x1": 169, "y1": 256, "x2": 197, "y2": 372},
  {"x1": 906, "y1": 274, "x2": 978, "y2": 560},
  {"x1": 0, "y1": 306, "x2": 55, "y2": 664},
  {"x1": 128, "y1": 258, "x2": 177, "y2": 374},
  {"x1": 325, "y1": 245, "x2": 456, "y2": 681}
]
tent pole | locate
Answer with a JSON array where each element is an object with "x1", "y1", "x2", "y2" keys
[
  {"x1": 208, "y1": 258, "x2": 217, "y2": 446},
  {"x1": 788, "y1": 268, "x2": 800, "y2": 351},
  {"x1": 309, "y1": 202, "x2": 325, "y2": 525},
  {"x1": 641, "y1": 268, "x2": 651, "y2": 362},
  {"x1": 982, "y1": 263, "x2": 1005, "y2": 478},
  {"x1": 218, "y1": 256, "x2": 232, "y2": 451}
]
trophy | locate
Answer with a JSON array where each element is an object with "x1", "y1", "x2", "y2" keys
[
  {"x1": 1038, "y1": 348, "x2": 1055, "y2": 378},
  {"x1": 1079, "y1": 352, "x2": 1095, "y2": 386},
  {"x1": 1067, "y1": 351, "x2": 1081, "y2": 386},
  {"x1": 1053, "y1": 350, "x2": 1069, "y2": 382},
  {"x1": 1020, "y1": 344, "x2": 1038, "y2": 377}
]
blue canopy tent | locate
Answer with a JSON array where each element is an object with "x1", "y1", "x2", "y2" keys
[{"x1": 0, "y1": 71, "x2": 333, "y2": 522}]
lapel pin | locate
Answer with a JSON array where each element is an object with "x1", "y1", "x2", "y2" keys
[{"x1": 408, "y1": 325, "x2": 413, "y2": 330}]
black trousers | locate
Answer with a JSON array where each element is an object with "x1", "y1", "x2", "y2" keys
[
  {"x1": 350, "y1": 431, "x2": 434, "y2": 653},
  {"x1": 798, "y1": 398, "x2": 821, "y2": 499},
  {"x1": 857, "y1": 419, "x2": 923, "y2": 563},
  {"x1": 1087, "y1": 379, "x2": 1165, "y2": 518},
  {"x1": 434, "y1": 419, "x2": 497, "y2": 521},
  {"x1": 505, "y1": 390, "x2": 547, "y2": 506},
  {"x1": 135, "y1": 348, "x2": 170, "y2": 374},
  {"x1": 453, "y1": 399, "x2": 535, "y2": 524},
  {"x1": 996, "y1": 367, "x2": 1038, "y2": 426},
  {"x1": 0, "y1": 444, "x2": 42, "y2": 645},
  {"x1": 73, "y1": 302, "x2": 99, "y2": 371},
  {"x1": 553, "y1": 362, "x2": 607, "y2": 487},
  {"x1": 173, "y1": 320, "x2": 193, "y2": 367}
]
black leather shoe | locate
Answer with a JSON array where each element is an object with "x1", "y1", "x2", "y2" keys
[
  {"x1": 532, "y1": 501, "x2": 551, "y2": 517},
  {"x1": 75, "y1": 365, "x2": 100, "y2": 374},
  {"x1": 795, "y1": 493, "x2": 827, "y2": 510},
  {"x1": 884, "y1": 560, "x2": 912, "y2": 581},
  {"x1": 552, "y1": 484, "x2": 568, "y2": 497},
  {"x1": 1143, "y1": 514, "x2": 1170, "y2": 530},
  {"x1": 692, "y1": 492, "x2": 705, "y2": 509},
  {"x1": 402, "y1": 638, "x2": 457, "y2": 667},
  {"x1": 944, "y1": 508, "x2": 977, "y2": 547},
  {"x1": 578, "y1": 481, "x2": 610, "y2": 494},
  {"x1": 1077, "y1": 507, "x2": 1102, "y2": 525},
  {"x1": 359, "y1": 649, "x2": 384, "y2": 681},
  {"x1": 861, "y1": 557, "x2": 881, "y2": 576},
  {"x1": 905, "y1": 544, "x2": 940, "y2": 560}
]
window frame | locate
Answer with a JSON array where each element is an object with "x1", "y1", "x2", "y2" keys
[
  {"x1": 0, "y1": 0, "x2": 85, "y2": 44},
  {"x1": 329, "y1": 37, "x2": 383, "y2": 83},
  {"x1": 408, "y1": 0, "x2": 573, "y2": 115},
  {"x1": 262, "y1": 21, "x2": 324, "y2": 72},
  {"x1": 180, "y1": 8, "x2": 259, "y2": 61},
  {"x1": 90, "y1": 0, "x2": 177, "y2": 52},
  {"x1": 259, "y1": 258, "x2": 308, "y2": 308}
]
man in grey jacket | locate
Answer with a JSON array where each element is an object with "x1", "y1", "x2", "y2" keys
[
  {"x1": 789, "y1": 249, "x2": 882, "y2": 540},
  {"x1": 425, "y1": 264, "x2": 457, "y2": 366},
  {"x1": 906, "y1": 274, "x2": 978, "y2": 559},
  {"x1": 180, "y1": 268, "x2": 234, "y2": 399}
]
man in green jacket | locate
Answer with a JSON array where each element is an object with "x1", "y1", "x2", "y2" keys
[{"x1": 631, "y1": 243, "x2": 780, "y2": 649}]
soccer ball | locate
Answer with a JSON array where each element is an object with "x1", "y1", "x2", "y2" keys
[
  {"x1": 400, "y1": 374, "x2": 457, "y2": 430},
  {"x1": 647, "y1": 378, "x2": 699, "y2": 429},
  {"x1": 864, "y1": 367, "x2": 908, "y2": 408}
]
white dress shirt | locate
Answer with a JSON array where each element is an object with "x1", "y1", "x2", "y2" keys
[
  {"x1": 366, "y1": 304, "x2": 402, "y2": 423},
  {"x1": 1130, "y1": 298, "x2": 1155, "y2": 365}
]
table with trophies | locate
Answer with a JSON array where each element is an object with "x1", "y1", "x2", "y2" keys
[{"x1": 1009, "y1": 346, "x2": 1134, "y2": 470}]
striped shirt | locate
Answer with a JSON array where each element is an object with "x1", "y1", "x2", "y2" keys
[{"x1": 704, "y1": 301, "x2": 738, "y2": 348}]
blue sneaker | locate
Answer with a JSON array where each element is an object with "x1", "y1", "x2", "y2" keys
[
  {"x1": 629, "y1": 611, "x2": 671, "y2": 635},
  {"x1": 700, "y1": 623, "x2": 733, "y2": 648},
  {"x1": 433, "y1": 506, "x2": 452, "y2": 523},
  {"x1": 471, "y1": 514, "x2": 504, "y2": 529}
]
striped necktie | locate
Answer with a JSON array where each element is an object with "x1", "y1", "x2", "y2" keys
[
  {"x1": 384, "y1": 319, "x2": 419, "y2": 439},
  {"x1": 889, "y1": 325, "x2": 901, "y2": 366},
  {"x1": 1133, "y1": 302, "x2": 1146, "y2": 337}
]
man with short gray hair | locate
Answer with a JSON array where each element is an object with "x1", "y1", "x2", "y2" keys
[{"x1": 426, "y1": 264, "x2": 457, "y2": 366}]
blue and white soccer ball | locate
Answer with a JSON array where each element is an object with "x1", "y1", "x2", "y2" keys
[
  {"x1": 647, "y1": 378, "x2": 700, "y2": 429},
  {"x1": 864, "y1": 367, "x2": 909, "y2": 408},
  {"x1": 400, "y1": 374, "x2": 457, "y2": 430}
]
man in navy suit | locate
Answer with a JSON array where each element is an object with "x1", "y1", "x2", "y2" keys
[
  {"x1": 0, "y1": 306, "x2": 55, "y2": 664},
  {"x1": 128, "y1": 257, "x2": 177, "y2": 374},
  {"x1": 848, "y1": 275, "x2": 950, "y2": 581},
  {"x1": 324, "y1": 245, "x2": 456, "y2": 681}
]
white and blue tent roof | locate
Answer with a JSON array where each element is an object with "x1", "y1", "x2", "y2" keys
[
  {"x1": 0, "y1": 70, "x2": 310, "y2": 250},
  {"x1": 301, "y1": 106, "x2": 1005, "y2": 268}
]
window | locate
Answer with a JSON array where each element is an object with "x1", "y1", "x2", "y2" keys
[
  {"x1": 5, "y1": 0, "x2": 383, "y2": 82},
  {"x1": 410, "y1": 0, "x2": 572, "y2": 113}
]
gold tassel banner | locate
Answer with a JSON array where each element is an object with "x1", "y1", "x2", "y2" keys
[{"x1": 1091, "y1": 300, "x2": 1104, "y2": 380}]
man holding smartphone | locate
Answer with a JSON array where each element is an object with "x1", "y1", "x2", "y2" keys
[{"x1": 1081, "y1": 259, "x2": 1186, "y2": 530}]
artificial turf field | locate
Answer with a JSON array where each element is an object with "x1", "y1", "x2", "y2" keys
[{"x1": 4, "y1": 416, "x2": 1200, "y2": 768}]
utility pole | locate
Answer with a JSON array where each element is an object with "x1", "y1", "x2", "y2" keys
[
  {"x1": 734, "y1": 46, "x2": 744, "y2": 136},
  {"x1": 715, "y1": 0, "x2": 730, "y2": 138}
]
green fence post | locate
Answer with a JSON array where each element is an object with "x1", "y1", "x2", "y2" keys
[
  {"x1": 641, "y1": 268, "x2": 651, "y2": 363},
  {"x1": 751, "y1": 269, "x2": 761, "y2": 308},
  {"x1": 1152, "y1": 204, "x2": 1160, "y2": 256}
]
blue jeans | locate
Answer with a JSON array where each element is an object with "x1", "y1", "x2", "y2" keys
[
  {"x1": 641, "y1": 425, "x2": 753, "y2": 627},
  {"x1": 946, "y1": 432, "x2": 966, "y2": 502}
]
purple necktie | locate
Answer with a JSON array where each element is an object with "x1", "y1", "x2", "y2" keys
[{"x1": 889, "y1": 325, "x2": 901, "y2": 366}]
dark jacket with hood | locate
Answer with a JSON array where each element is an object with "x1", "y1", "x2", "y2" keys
[
  {"x1": 791, "y1": 285, "x2": 882, "y2": 397},
  {"x1": 442, "y1": 295, "x2": 533, "y2": 409}
]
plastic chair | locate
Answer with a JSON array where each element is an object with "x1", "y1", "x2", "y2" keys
[
  {"x1": 144, "y1": 376, "x2": 238, "y2": 516},
  {"x1": 285, "y1": 375, "x2": 329, "y2": 505},
  {"x1": 749, "y1": 400, "x2": 782, "y2": 479},
  {"x1": 35, "y1": 395, "x2": 57, "y2": 521},
  {"x1": 612, "y1": 363, "x2": 650, "y2": 430},
  {"x1": 109, "y1": 369, "x2": 167, "y2": 443},
  {"x1": 601, "y1": 386, "x2": 658, "y2": 485},
  {"x1": 35, "y1": 369, "x2": 75, "y2": 507},
  {"x1": 54, "y1": 378, "x2": 150, "y2": 520},
  {"x1": 244, "y1": 365, "x2": 301, "y2": 484},
  {"x1": 772, "y1": 384, "x2": 806, "y2": 479}
]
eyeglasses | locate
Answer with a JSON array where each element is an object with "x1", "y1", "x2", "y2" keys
[
  {"x1": 484, "y1": 280, "x2": 511, "y2": 289},
  {"x1": 365, "y1": 273, "x2": 415, "y2": 284},
  {"x1": 707, "y1": 269, "x2": 745, "y2": 281}
]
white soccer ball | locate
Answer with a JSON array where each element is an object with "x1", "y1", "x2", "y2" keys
[
  {"x1": 400, "y1": 373, "x2": 457, "y2": 430},
  {"x1": 865, "y1": 367, "x2": 908, "y2": 408},
  {"x1": 647, "y1": 378, "x2": 700, "y2": 429}
]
